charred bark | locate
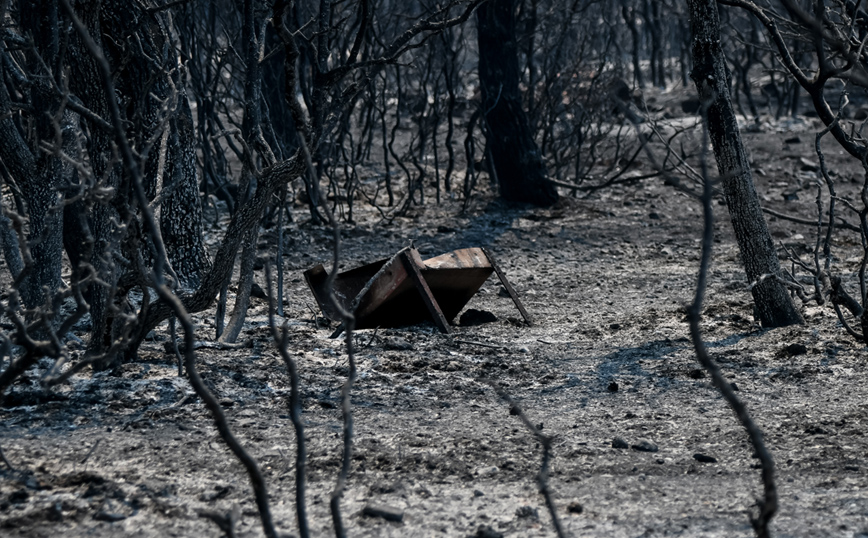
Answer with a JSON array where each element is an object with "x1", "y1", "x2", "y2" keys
[
  {"x1": 477, "y1": 0, "x2": 557, "y2": 207},
  {"x1": 688, "y1": 0, "x2": 803, "y2": 328},
  {"x1": 162, "y1": 94, "x2": 211, "y2": 291}
]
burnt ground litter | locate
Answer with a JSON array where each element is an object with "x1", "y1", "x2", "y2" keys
[{"x1": 2, "y1": 105, "x2": 868, "y2": 537}]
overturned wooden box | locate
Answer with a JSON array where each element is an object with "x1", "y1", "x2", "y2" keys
[{"x1": 304, "y1": 247, "x2": 531, "y2": 334}]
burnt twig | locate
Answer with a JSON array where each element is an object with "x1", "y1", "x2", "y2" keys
[
  {"x1": 687, "y1": 118, "x2": 777, "y2": 538},
  {"x1": 491, "y1": 385, "x2": 568, "y2": 538},
  {"x1": 265, "y1": 264, "x2": 310, "y2": 538}
]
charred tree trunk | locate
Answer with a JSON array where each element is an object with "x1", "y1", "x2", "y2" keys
[
  {"x1": 477, "y1": 0, "x2": 557, "y2": 207},
  {"x1": 688, "y1": 0, "x2": 803, "y2": 328},
  {"x1": 13, "y1": 1, "x2": 66, "y2": 314},
  {"x1": 620, "y1": 0, "x2": 645, "y2": 89},
  {"x1": 162, "y1": 93, "x2": 211, "y2": 291},
  {"x1": 220, "y1": 0, "x2": 264, "y2": 344}
]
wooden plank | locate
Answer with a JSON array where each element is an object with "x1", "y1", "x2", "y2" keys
[
  {"x1": 422, "y1": 247, "x2": 491, "y2": 270},
  {"x1": 481, "y1": 247, "x2": 533, "y2": 326},
  {"x1": 355, "y1": 253, "x2": 410, "y2": 319},
  {"x1": 400, "y1": 249, "x2": 451, "y2": 334}
]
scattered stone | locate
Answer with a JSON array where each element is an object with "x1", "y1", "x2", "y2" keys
[
  {"x1": 607, "y1": 381, "x2": 619, "y2": 393},
  {"x1": 219, "y1": 398, "x2": 235, "y2": 408},
  {"x1": 471, "y1": 525, "x2": 504, "y2": 538},
  {"x1": 648, "y1": 211, "x2": 661, "y2": 220},
  {"x1": 515, "y1": 506, "x2": 538, "y2": 519},
  {"x1": 473, "y1": 489, "x2": 485, "y2": 497},
  {"x1": 688, "y1": 368, "x2": 705, "y2": 379},
  {"x1": 612, "y1": 437, "x2": 629, "y2": 449},
  {"x1": 362, "y1": 504, "x2": 404, "y2": 523},
  {"x1": 460, "y1": 309, "x2": 498, "y2": 327},
  {"x1": 631, "y1": 440, "x2": 658, "y2": 453},
  {"x1": 693, "y1": 453, "x2": 718, "y2": 463},
  {"x1": 609, "y1": 323, "x2": 621, "y2": 331},
  {"x1": 784, "y1": 135, "x2": 801, "y2": 144},
  {"x1": 656, "y1": 458, "x2": 665, "y2": 464},
  {"x1": 567, "y1": 501, "x2": 583, "y2": 514}
]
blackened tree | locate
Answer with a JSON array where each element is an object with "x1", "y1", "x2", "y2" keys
[
  {"x1": 687, "y1": 0, "x2": 803, "y2": 328},
  {"x1": 477, "y1": 0, "x2": 558, "y2": 206}
]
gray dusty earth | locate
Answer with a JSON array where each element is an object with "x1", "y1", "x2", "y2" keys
[{"x1": 2, "y1": 106, "x2": 868, "y2": 538}]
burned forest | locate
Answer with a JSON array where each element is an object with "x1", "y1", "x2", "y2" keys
[{"x1": 2, "y1": 0, "x2": 868, "y2": 536}]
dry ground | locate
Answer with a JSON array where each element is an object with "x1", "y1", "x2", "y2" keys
[{"x1": 1, "y1": 107, "x2": 868, "y2": 537}]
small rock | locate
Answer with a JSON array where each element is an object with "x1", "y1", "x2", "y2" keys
[
  {"x1": 515, "y1": 506, "x2": 538, "y2": 519},
  {"x1": 471, "y1": 525, "x2": 504, "y2": 538},
  {"x1": 784, "y1": 136, "x2": 801, "y2": 144},
  {"x1": 656, "y1": 458, "x2": 665, "y2": 464},
  {"x1": 783, "y1": 191, "x2": 799, "y2": 201},
  {"x1": 48, "y1": 501, "x2": 63, "y2": 522},
  {"x1": 609, "y1": 323, "x2": 621, "y2": 331},
  {"x1": 362, "y1": 504, "x2": 404, "y2": 523},
  {"x1": 693, "y1": 453, "x2": 718, "y2": 463},
  {"x1": 631, "y1": 440, "x2": 658, "y2": 453},
  {"x1": 384, "y1": 338, "x2": 413, "y2": 351},
  {"x1": 437, "y1": 225, "x2": 456, "y2": 234},
  {"x1": 799, "y1": 157, "x2": 819, "y2": 171},
  {"x1": 250, "y1": 282, "x2": 267, "y2": 299},
  {"x1": 781, "y1": 343, "x2": 808, "y2": 356},
  {"x1": 730, "y1": 382, "x2": 739, "y2": 391},
  {"x1": 475, "y1": 466, "x2": 499, "y2": 478},
  {"x1": 459, "y1": 309, "x2": 498, "y2": 327},
  {"x1": 473, "y1": 489, "x2": 485, "y2": 497},
  {"x1": 93, "y1": 510, "x2": 128, "y2": 522},
  {"x1": 607, "y1": 381, "x2": 619, "y2": 393},
  {"x1": 219, "y1": 398, "x2": 235, "y2": 408},
  {"x1": 688, "y1": 368, "x2": 705, "y2": 379},
  {"x1": 648, "y1": 212, "x2": 661, "y2": 220},
  {"x1": 8, "y1": 490, "x2": 28, "y2": 504},
  {"x1": 567, "y1": 501, "x2": 583, "y2": 514},
  {"x1": 612, "y1": 437, "x2": 629, "y2": 449}
]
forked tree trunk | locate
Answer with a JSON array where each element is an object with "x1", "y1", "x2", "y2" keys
[
  {"x1": 687, "y1": 0, "x2": 803, "y2": 328},
  {"x1": 477, "y1": 0, "x2": 557, "y2": 207}
]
